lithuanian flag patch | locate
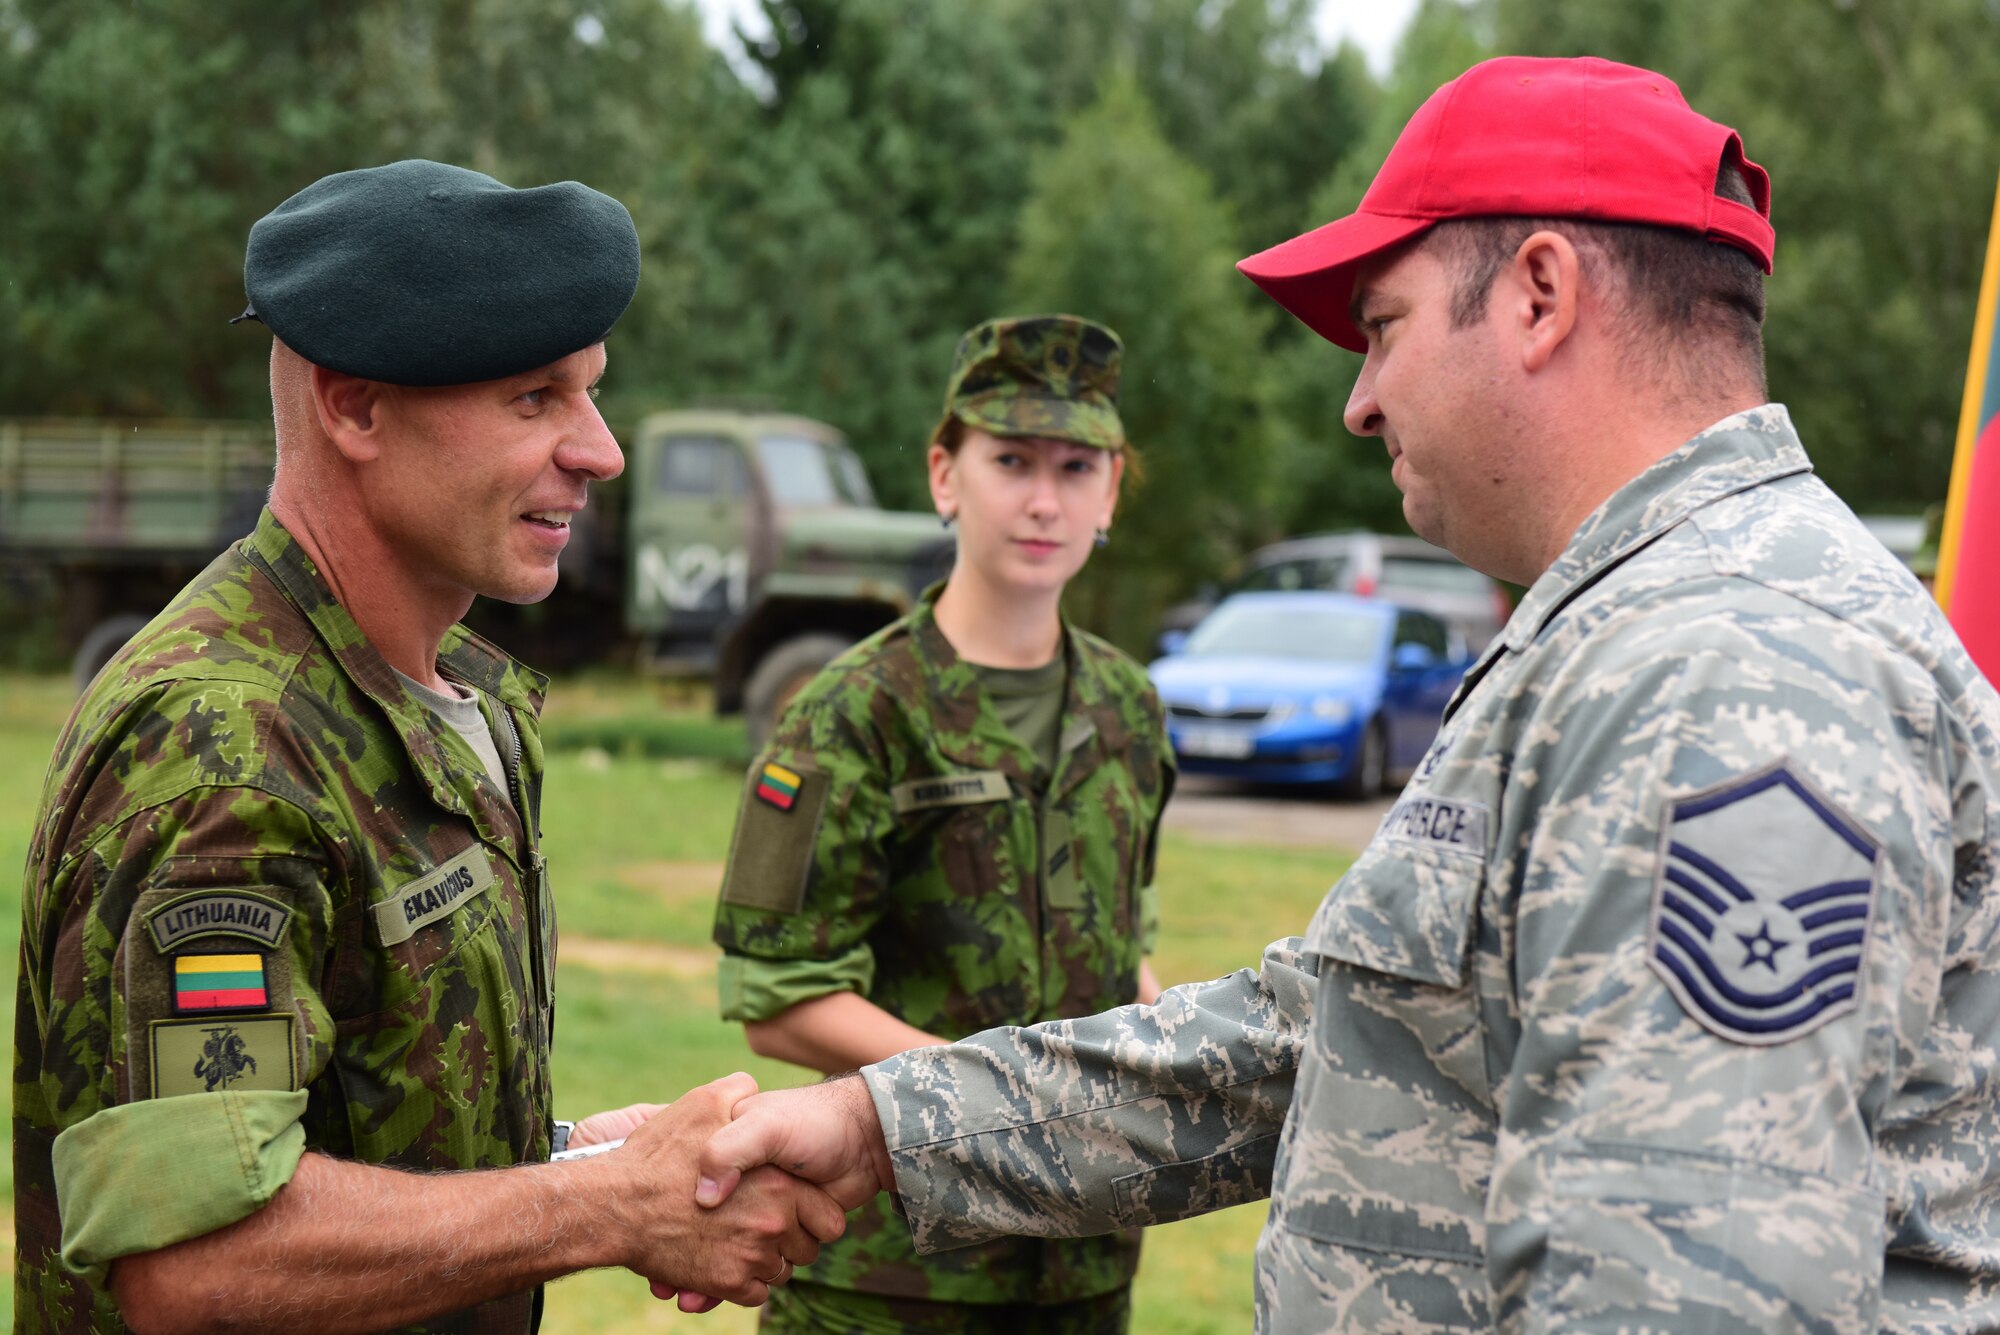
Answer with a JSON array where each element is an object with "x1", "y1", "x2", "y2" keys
[
  {"x1": 755, "y1": 762, "x2": 803, "y2": 812},
  {"x1": 173, "y1": 953, "x2": 268, "y2": 1013}
]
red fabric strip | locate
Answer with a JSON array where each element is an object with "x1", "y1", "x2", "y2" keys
[{"x1": 178, "y1": 987, "x2": 269, "y2": 1010}]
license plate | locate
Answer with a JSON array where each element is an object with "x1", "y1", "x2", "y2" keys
[{"x1": 1174, "y1": 724, "x2": 1255, "y2": 759}]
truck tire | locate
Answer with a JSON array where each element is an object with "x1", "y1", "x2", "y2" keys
[
  {"x1": 743, "y1": 633, "x2": 852, "y2": 751},
  {"x1": 71, "y1": 613, "x2": 153, "y2": 695}
]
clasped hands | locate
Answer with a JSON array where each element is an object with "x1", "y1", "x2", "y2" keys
[{"x1": 569, "y1": 1072, "x2": 893, "y2": 1314}]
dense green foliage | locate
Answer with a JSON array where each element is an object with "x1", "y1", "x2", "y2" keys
[{"x1": 3, "y1": 0, "x2": 1994, "y2": 651}]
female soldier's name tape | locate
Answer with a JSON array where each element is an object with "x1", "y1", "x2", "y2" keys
[{"x1": 890, "y1": 770, "x2": 1012, "y2": 814}]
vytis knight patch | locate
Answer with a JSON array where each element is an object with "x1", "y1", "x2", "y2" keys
[
  {"x1": 151, "y1": 1015, "x2": 296, "y2": 1098},
  {"x1": 1649, "y1": 763, "x2": 1879, "y2": 1046}
]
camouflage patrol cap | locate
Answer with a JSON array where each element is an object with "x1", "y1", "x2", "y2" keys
[
  {"x1": 937, "y1": 315, "x2": 1125, "y2": 450},
  {"x1": 236, "y1": 159, "x2": 640, "y2": 386}
]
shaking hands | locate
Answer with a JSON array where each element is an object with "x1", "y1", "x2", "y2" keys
[{"x1": 572, "y1": 1072, "x2": 893, "y2": 1315}]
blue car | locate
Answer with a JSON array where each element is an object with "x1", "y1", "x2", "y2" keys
[{"x1": 1149, "y1": 592, "x2": 1474, "y2": 798}]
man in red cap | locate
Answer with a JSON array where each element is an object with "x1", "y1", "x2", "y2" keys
[{"x1": 693, "y1": 57, "x2": 2000, "y2": 1331}]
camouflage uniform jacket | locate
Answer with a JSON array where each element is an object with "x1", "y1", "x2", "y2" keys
[
  {"x1": 862, "y1": 405, "x2": 2000, "y2": 1333},
  {"x1": 713, "y1": 587, "x2": 1175, "y2": 1305},
  {"x1": 14, "y1": 509, "x2": 557, "y2": 1335}
]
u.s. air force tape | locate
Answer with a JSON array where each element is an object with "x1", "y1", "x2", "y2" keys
[
  {"x1": 145, "y1": 891, "x2": 293, "y2": 953},
  {"x1": 372, "y1": 847, "x2": 497, "y2": 946},
  {"x1": 1379, "y1": 792, "x2": 1488, "y2": 857},
  {"x1": 890, "y1": 769, "x2": 1011, "y2": 815}
]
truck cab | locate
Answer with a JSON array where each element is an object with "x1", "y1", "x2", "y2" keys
[
  {"x1": 5, "y1": 411, "x2": 956, "y2": 743},
  {"x1": 622, "y1": 411, "x2": 953, "y2": 742}
]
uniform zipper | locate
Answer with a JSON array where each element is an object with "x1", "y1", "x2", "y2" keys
[{"x1": 491, "y1": 703, "x2": 549, "y2": 1018}]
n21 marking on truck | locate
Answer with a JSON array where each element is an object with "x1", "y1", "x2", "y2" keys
[{"x1": 636, "y1": 543, "x2": 750, "y2": 612}]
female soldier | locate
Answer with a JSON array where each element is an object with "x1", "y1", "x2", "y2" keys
[{"x1": 711, "y1": 314, "x2": 1175, "y2": 1334}]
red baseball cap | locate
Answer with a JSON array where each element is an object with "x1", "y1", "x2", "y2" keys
[{"x1": 1237, "y1": 56, "x2": 1774, "y2": 353}]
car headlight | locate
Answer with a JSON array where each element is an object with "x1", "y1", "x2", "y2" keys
[{"x1": 1309, "y1": 695, "x2": 1353, "y2": 724}]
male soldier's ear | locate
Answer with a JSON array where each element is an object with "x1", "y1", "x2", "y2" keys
[
  {"x1": 309, "y1": 364, "x2": 387, "y2": 463},
  {"x1": 1511, "y1": 230, "x2": 1580, "y2": 375}
]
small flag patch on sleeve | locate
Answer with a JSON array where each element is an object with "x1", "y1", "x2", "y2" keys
[
  {"x1": 173, "y1": 953, "x2": 268, "y2": 1013},
  {"x1": 756, "y1": 762, "x2": 804, "y2": 812}
]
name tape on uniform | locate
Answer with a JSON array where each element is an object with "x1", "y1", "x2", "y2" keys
[
  {"x1": 891, "y1": 770, "x2": 1012, "y2": 815},
  {"x1": 145, "y1": 891, "x2": 292, "y2": 953},
  {"x1": 373, "y1": 847, "x2": 497, "y2": 946},
  {"x1": 1380, "y1": 793, "x2": 1489, "y2": 858}
]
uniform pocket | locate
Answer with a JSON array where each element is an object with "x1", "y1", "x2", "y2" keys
[
  {"x1": 331, "y1": 905, "x2": 537, "y2": 1164},
  {"x1": 1276, "y1": 832, "x2": 1493, "y2": 1266},
  {"x1": 1304, "y1": 834, "x2": 1484, "y2": 990},
  {"x1": 1111, "y1": 1132, "x2": 1280, "y2": 1227},
  {"x1": 360, "y1": 841, "x2": 507, "y2": 1013},
  {"x1": 1530, "y1": 1141, "x2": 1884, "y2": 1331}
]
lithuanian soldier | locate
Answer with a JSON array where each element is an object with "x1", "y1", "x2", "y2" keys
[
  {"x1": 712, "y1": 314, "x2": 1174, "y2": 1333},
  {"x1": 695, "y1": 56, "x2": 2000, "y2": 1332},
  {"x1": 14, "y1": 159, "x2": 844, "y2": 1334}
]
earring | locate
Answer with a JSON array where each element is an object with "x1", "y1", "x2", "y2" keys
[
  {"x1": 1093, "y1": 527, "x2": 1110, "y2": 548},
  {"x1": 939, "y1": 512, "x2": 956, "y2": 530}
]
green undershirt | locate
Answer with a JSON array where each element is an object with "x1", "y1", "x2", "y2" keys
[{"x1": 969, "y1": 652, "x2": 1067, "y2": 778}]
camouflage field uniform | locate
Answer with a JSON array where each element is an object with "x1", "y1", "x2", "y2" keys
[
  {"x1": 713, "y1": 585, "x2": 1175, "y2": 1328},
  {"x1": 860, "y1": 405, "x2": 2000, "y2": 1333},
  {"x1": 15, "y1": 509, "x2": 556, "y2": 1335}
]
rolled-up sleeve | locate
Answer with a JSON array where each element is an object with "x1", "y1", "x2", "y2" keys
[
  {"x1": 717, "y1": 943, "x2": 877, "y2": 1023},
  {"x1": 54, "y1": 1090, "x2": 310, "y2": 1282},
  {"x1": 29, "y1": 769, "x2": 337, "y2": 1281}
]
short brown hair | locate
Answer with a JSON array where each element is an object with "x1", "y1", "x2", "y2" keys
[{"x1": 1421, "y1": 159, "x2": 1767, "y2": 398}]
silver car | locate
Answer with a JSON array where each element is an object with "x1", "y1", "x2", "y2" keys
[{"x1": 1158, "y1": 530, "x2": 1512, "y2": 655}]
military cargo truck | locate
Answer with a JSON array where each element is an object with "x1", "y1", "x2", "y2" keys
[{"x1": 1, "y1": 411, "x2": 953, "y2": 744}]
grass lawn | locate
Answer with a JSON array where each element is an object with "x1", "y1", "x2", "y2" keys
[{"x1": 0, "y1": 672, "x2": 1351, "y2": 1332}]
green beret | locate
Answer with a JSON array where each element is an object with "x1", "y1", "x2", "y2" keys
[
  {"x1": 937, "y1": 314, "x2": 1125, "y2": 450},
  {"x1": 237, "y1": 159, "x2": 640, "y2": 386}
]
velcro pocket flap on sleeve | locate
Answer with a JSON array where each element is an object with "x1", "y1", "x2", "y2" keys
[
  {"x1": 1304, "y1": 834, "x2": 1483, "y2": 988},
  {"x1": 721, "y1": 762, "x2": 831, "y2": 914}
]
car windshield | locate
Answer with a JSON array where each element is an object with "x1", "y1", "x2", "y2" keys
[
  {"x1": 1378, "y1": 556, "x2": 1491, "y2": 595},
  {"x1": 757, "y1": 434, "x2": 875, "y2": 506},
  {"x1": 1184, "y1": 602, "x2": 1382, "y2": 663},
  {"x1": 1234, "y1": 554, "x2": 1349, "y2": 594}
]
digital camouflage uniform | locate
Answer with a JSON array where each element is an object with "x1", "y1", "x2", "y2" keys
[
  {"x1": 15, "y1": 509, "x2": 557, "y2": 1335},
  {"x1": 860, "y1": 406, "x2": 2000, "y2": 1333},
  {"x1": 714, "y1": 586, "x2": 1174, "y2": 1328}
]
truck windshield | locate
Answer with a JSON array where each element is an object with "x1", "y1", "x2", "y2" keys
[{"x1": 757, "y1": 435, "x2": 876, "y2": 507}]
